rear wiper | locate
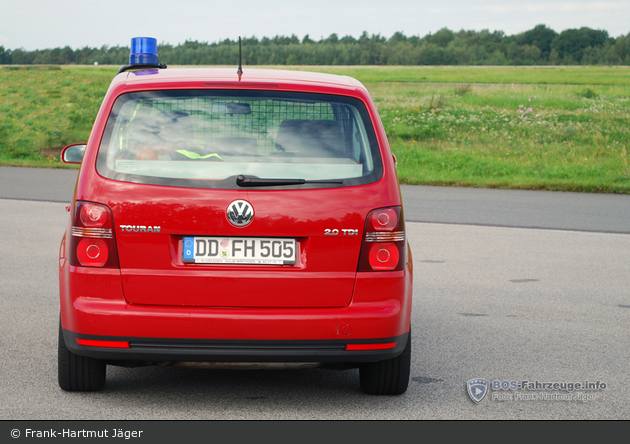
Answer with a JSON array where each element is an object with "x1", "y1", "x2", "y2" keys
[{"x1": 236, "y1": 175, "x2": 343, "y2": 187}]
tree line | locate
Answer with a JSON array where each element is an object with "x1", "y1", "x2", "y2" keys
[{"x1": 1, "y1": 25, "x2": 629, "y2": 66}]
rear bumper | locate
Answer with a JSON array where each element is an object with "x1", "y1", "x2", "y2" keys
[
  {"x1": 59, "y1": 260, "x2": 413, "y2": 363},
  {"x1": 63, "y1": 329, "x2": 410, "y2": 364},
  {"x1": 60, "y1": 266, "x2": 413, "y2": 341}
]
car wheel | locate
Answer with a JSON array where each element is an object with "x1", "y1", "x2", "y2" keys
[
  {"x1": 58, "y1": 321, "x2": 106, "y2": 391},
  {"x1": 359, "y1": 329, "x2": 411, "y2": 395}
]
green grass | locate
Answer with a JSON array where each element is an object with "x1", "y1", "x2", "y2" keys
[
  {"x1": 277, "y1": 65, "x2": 630, "y2": 86},
  {"x1": 369, "y1": 82, "x2": 630, "y2": 193},
  {"x1": 0, "y1": 66, "x2": 115, "y2": 166},
  {"x1": 1, "y1": 65, "x2": 629, "y2": 192}
]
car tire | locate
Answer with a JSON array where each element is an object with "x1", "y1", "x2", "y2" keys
[
  {"x1": 359, "y1": 329, "x2": 411, "y2": 395},
  {"x1": 58, "y1": 322, "x2": 106, "y2": 392}
]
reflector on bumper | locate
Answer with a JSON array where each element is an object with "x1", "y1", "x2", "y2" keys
[
  {"x1": 76, "y1": 338, "x2": 130, "y2": 348},
  {"x1": 346, "y1": 342, "x2": 397, "y2": 351}
]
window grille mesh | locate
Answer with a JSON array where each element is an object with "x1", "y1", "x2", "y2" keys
[{"x1": 147, "y1": 98, "x2": 339, "y2": 153}]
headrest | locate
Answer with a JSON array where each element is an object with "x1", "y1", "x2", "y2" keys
[{"x1": 275, "y1": 120, "x2": 344, "y2": 157}]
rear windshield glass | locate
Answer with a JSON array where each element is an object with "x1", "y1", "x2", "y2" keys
[{"x1": 96, "y1": 90, "x2": 383, "y2": 189}]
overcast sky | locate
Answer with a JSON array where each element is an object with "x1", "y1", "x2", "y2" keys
[{"x1": 1, "y1": 0, "x2": 629, "y2": 51}]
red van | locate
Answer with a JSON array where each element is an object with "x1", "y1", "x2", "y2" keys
[{"x1": 59, "y1": 42, "x2": 413, "y2": 395}]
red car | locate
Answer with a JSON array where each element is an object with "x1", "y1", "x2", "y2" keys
[{"x1": 59, "y1": 39, "x2": 413, "y2": 395}]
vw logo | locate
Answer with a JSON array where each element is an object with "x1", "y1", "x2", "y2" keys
[{"x1": 227, "y1": 200, "x2": 254, "y2": 227}]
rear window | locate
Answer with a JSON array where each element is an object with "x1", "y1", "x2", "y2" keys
[{"x1": 96, "y1": 90, "x2": 383, "y2": 189}]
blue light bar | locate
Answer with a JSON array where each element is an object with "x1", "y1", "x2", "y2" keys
[{"x1": 129, "y1": 37, "x2": 158, "y2": 65}]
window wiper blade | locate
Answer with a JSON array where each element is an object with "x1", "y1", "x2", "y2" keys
[{"x1": 236, "y1": 175, "x2": 343, "y2": 187}]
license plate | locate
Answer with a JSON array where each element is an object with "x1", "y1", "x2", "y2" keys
[{"x1": 183, "y1": 237, "x2": 296, "y2": 265}]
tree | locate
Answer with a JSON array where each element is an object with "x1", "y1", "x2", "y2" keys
[
  {"x1": 388, "y1": 32, "x2": 407, "y2": 45},
  {"x1": 323, "y1": 34, "x2": 339, "y2": 45},
  {"x1": 0, "y1": 46, "x2": 10, "y2": 64},
  {"x1": 551, "y1": 27, "x2": 611, "y2": 63},
  {"x1": 2, "y1": 26, "x2": 626, "y2": 66},
  {"x1": 426, "y1": 28, "x2": 455, "y2": 48},
  {"x1": 518, "y1": 24, "x2": 557, "y2": 60}
]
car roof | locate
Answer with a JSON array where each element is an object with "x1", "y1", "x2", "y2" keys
[{"x1": 111, "y1": 67, "x2": 368, "y2": 94}]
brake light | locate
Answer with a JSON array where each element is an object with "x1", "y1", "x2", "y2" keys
[
  {"x1": 358, "y1": 207, "x2": 405, "y2": 272},
  {"x1": 368, "y1": 242, "x2": 400, "y2": 270},
  {"x1": 76, "y1": 238, "x2": 109, "y2": 267},
  {"x1": 70, "y1": 202, "x2": 119, "y2": 268}
]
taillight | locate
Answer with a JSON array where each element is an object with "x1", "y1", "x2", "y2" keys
[
  {"x1": 80, "y1": 204, "x2": 108, "y2": 227},
  {"x1": 371, "y1": 208, "x2": 397, "y2": 231},
  {"x1": 358, "y1": 206, "x2": 405, "y2": 272},
  {"x1": 70, "y1": 201, "x2": 119, "y2": 268},
  {"x1": 368, "y1": 242, "x2": 400, "y2": 270}
]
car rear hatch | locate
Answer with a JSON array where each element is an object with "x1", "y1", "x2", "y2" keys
[
  {"x1": 95, "y1": 87, "x2": 385, "y2": 308},
  {"x1": 102, "y1": 184, "x2": 368, "y2": 308}
]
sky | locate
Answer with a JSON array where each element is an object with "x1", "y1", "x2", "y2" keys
[{"x1": 1, "y1": 0, "x2": 629, "y2": 51}]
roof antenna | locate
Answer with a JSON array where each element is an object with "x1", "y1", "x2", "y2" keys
[{"x1": 237, "y1": 36, "x2": 243, "y2": 81}]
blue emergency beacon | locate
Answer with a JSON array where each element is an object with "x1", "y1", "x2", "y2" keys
[
  {"x1": 117, "y1": 37, "x2": 166, "y2": 75},
  {"x1": 129, "y1": 37, "x2": 159, "y2": 65}
]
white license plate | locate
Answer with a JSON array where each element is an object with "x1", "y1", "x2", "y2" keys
[{"x1": 183, "y1": 237, "x2": 296, "y2": 265}]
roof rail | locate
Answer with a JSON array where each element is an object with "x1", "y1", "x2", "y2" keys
[{"x1": 117, "y1": 63, "x2": 167, "y2": 75}]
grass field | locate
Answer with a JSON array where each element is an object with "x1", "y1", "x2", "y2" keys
[
  {"x1": 1, "y1": 65, "x2": 629, "y2": 192},
  {"x1": 373, "y1": 82, "x2": 630, "y2": 192},
  {"x1": 283, "y1": 65, "x2": 630, "y2": 86}
]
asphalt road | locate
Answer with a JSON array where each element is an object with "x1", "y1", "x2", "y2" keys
[
  {"x1": 401, "y1": 185, "x2": 630, "y2": 234},
  {"x1": 1, "y1": 166, "x2": 629, "y2": 419}
]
